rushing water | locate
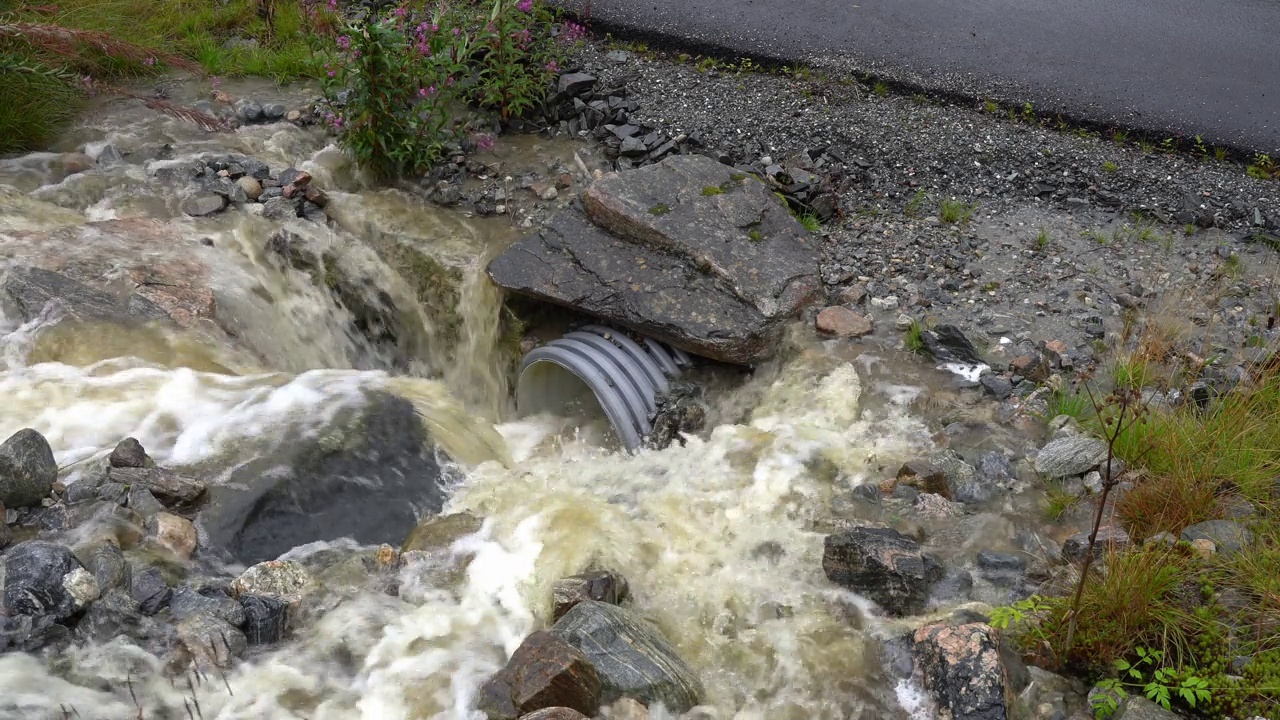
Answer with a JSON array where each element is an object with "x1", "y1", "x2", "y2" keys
[{"x1": 0, "y1": 79, "x2": 1052, "y2": 720}]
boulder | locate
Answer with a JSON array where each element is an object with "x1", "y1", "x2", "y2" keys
[
  {"x1": 816, "y1": 306, "x2": 873, "y2": 338},
  {"x1": 822, "y1": 527, "x2": 941, "y2": 616},
  {"x1": 241, "y1": 594, "x2": 290, "y2": 645},
  {"x1": 0, "y1": 428, "x2": 57, "y2": 508},
  {"x1": 127, "y1": 485, "x2": 166, "y2": 518},
  {"x1": 2, "y1": 541, "x2": 93, "y2": 622},
  {"x1": 153, "y1": 511, "x2": 198, "y2": 559},
  {"x1": 1181, "y1": 520, "x2": 1253, "y2": 554},
  {"x1": 1034, "y1": 436, "x2": 1108, "y2": 478},
  {"x1": 551, "y1": 601, "x2": 703, "y2": 711},
  {"x1": 921, "y1": 325, "x2": 982, "y2": 364},
  {"x1": 176, "y1": 612, "x2": 247, "y2": 669},
  {"x1": 488, "y1": 155, "x2": 821, "y2": 364},
  {"x1": 88, "y1": 542, "x2": 131, "y2": 592},
  {"x1": 75, "y1": 589, "x2": 152, "y2": 643},
  {"x1": 130, "y1": 567, "x2": 172, "y2": 615},
  {"x1": 108, "y1": 437, "x2": 151, "y2": 469},
  {"x1": 479, "y1": 631, "x2": 602, "y2": 718},
  {"x1": 1061, "y1": 526, "x2": 1132, "y2": 564},
  {"x1": 182, "y1": 192, "x2": 229, "y2": 216},
  {"x1": 2, "y1": 258, "x2": 206, "y2": 329},
  {"x1": 108, "y1": 466, "x2": 205, "y2": 505},
  {"x1": 169, "y1": 586, "x2": 245, "y2": 626},
  {"x1": 0, "y1": 509, "x2": 10, "y2": 549},
  {"x1": 229, "y1": 560, "x2": 315, "y2": 603},
  {"x1": 552, "y1": 570, "x2": 630, "y2": 622},
  {"x1": 956, "y1": 451, "x2": 1016, "y2": 505},
  {"x1": 913, "y1": 622, "x2": 1009, "y2": 720},
  {"x1": 897, "y1": 460, "x2": 951, "y2": 499}
]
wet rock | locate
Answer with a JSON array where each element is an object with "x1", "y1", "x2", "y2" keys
[
  {"x1": 3, "y1": 541, "x2": 93, "y2": 622},
  {"x1": 127, "y1": 485, "x2": 165, "y2": 518},
  {"x1": 234, "y1": 98, "x2": 263, "y2": 122},
  {"x1": 521, "y1": 709, "x2": 589, "y2": 720},
  {"x1": 956, "y1": 451, "x2": 1015, "y2": 505},
  {"x1": 108, "y1": 466, "x2": 205, "y2": 505},
  {"x1": 2, "y1": 266, "x2": 167, "y2": 326},
  {"x1": 96, "y1": 144, "x2": 124, "y2": 165},
  {"x1": 1181, "y1": 520, "x2": 1253, "y2": 554},
  {"x1": 915, "y1": 493, "x2": 963, "y2": 518},
  {"x1": 241, "y1": 594, "x2": 290, "y2": 644},
  {"x1": 932, "y1": 568, "x2": 975, "y2": 604},
  {"x1": 647, "y1": 382, "x2": 708, "y2": 450},
  {"x1": 130, "y1": 567, "x2": 172, "y2": 615},
  {"x1": 921, "y1": 325, "x2": 982, "y2": 364},
  {"x1": 1034, "y1": 436, "x2": 1107, "y2": 478},
  {"x1": 152, "y1": 511, "x2": 198, "y2": 559},
  {"x1": 1061, "y1": 526, "x2": 1132, "y2": 564},
  {"x1": 552, "y1": 601, "x2": 703, "y2": 711},
  {"x1": 980, "y1": 374, "x2": 1013, "y2": 400},
  {"x1": 97, "y1": 482, "x2": 128, "y2": 505},
  {"x1": 401, "y1": 511, "x2": 484, "y2": 553},
  {"x1": 897, "y1": 460, "x2": 951, "y2": 498},
  {"x1": 76, "y1": 589, "x2": 150, "y2": 643},
  {"x1": 0, "y1": 613, "x2": 72, "y2": 654},
  {"x1": 558, "y1": 73, "x2": 597, "y2": 97},
  {"x1": 0, "y1": 428, "x2": 57, "y2": 508},
  {"x1": 976, "y1": 551, "x2": 1027, "y2": 589},
  {"x1": 913, "y1": 622, "x2": 1009, "y2": 720},
  {"x1": 229, "y1": 559, "x2": 316, "y2": 603},
  {"x1": 170, "y1": 586, "x2": 246, "y2": 626},
  {"x1": 0, "y1": 508, "x2": 10, "y2": 549},
  {"x1": 88, "y1": 542, "x2": 131, "y2": 592},
  {"x1": 603, "y1": 698, "x2": 649, "y2": 720},
  {"x1": 481, "y1": 630, "x2": 602, "y2": 717},
  {"x1": 552, "y1": 570, "x2": 630, "y2": 622},
  {"x1": 237, "y1": 175, "x2": 263, "y2": 201},
  {"x1": 108, "y1": 438, "x2": 151, "y2": 469},
  {"x1": 183, "y1": 192, "x2": 228, "y2": 216},
  {"x1": 176, "y1": 612, "x2": 248, "y2": 669},
  {"x1": 1010, "y1": 353, "x2": 1050, "y2": 383},
  {"x1": 262, "y1": 196, "x2": 302, "y2": 220},
  {"x1": 261, "y1": 103, "x2": 286, "y2": 120},
  {"x1": 489, "y1": 155, "x2": 821, "y2": 365},
  {"x1": 816, "y1": 306, "x2": 873, "y2": 337},
  {"x1": 822, "y1": 527, "x2": 941, "y2": 616}
]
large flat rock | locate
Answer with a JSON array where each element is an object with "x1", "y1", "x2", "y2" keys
[{"x1": 487, "y1": 155, "x2": 820, "y2": 364}]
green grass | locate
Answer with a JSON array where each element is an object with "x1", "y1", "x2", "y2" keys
[
  {"x1": 1102, "y1": 160, "x2": 1119, "y2": 173},
  {"x1": 984, "y1": 99, "x2": 999, "y2": 114},
  {"x1": 1044, "y1": 388, "x2": 1090, "y2": 421},
  {"x1": 798, "y1": 214, "x2": 821, "y2": 232},
  {"x1": 0, "y1": 59, "x2": 84, "y2": 154},
  {"x1": 1222, "y1": 253, "x2": 1244, "y2": 279},
  {"x1": 904, "y1": 189, "x2": 928, "y2": 218},
  {"x1": 903, "y1": 320, "x2": 925, "y2": 354},
  {"x1": 747, "y1": 228, "x2": 764, "y2": 243},
  {"x1": 701, "y1": 185, "x2": 725, "y2": 197},
  {"x1": 1248, "y1": 154, "x2": 1278, "y2": 180},
  {"x1": 940, "y1": 199, "x2": 976, "y2": 224},
  {"x1": 872, "y1": 81, "x2": 889, "y2": 97},
  {"x1": 1043, "y1": 480, "x2": 1082, "y2": 520}
]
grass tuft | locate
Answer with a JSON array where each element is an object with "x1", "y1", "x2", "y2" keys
[
  {"x1": 940, "y1": 199, "x2": 976, "y2": 225},
  {"x1": 798, "y1": 213, "x2": 820, "y2": 232}
]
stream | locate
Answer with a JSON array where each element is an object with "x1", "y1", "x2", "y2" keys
[{"x1": 0, "y1": 79, "x2": 1066, "y2": 720}]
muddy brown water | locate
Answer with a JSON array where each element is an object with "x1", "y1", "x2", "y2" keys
[{"x1": 0, "y1": 78, "x2": 1068, "y2": 719}]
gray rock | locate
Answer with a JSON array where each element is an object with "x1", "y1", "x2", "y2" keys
[
  {"x1": 170, "y1": 586, "x2": 246, "y2": 626},
  {"x1": 261, "y1": 103, "x2": 287, "y2": 120},
  {"x1": 557, "y1": 73, "x2": 597, "y2": 97},
  {"x1": 235, "y1": 99, "x2": 264, "y2": 122},
  {"x1": 176, "y1": 611, "x2": 247, "y2": 668},
  {"x1": 1181, "y1": 520, "x2": 1253, "y2": 554},
  {"x1": 1034, "y1": 436, "x2": 1108, "y2": 478},
  {"x1": 183, "y1": 192, "x2": 228, "y2": 217},
  {"x1": 127, "y1": 485, "x2": 165, "y2": 518},
  {"x1": 2, "y1": 266, "x2": 169, "y2": 326},
  {"x1": 552, "y1": 570, "x2": 630, "y2": 622},
  {"x1": 108, "y1": 466, "x2": 205, "y2": 505},
  {"x1": 96, "y1": 482, "x2": 128, "y2": 504},
  {"x1": 75, "y1": 589, "x2": 150, "y2": 643},
  {"x1": 261, "y1": 196, "x2": 301, "y2": 220},
  {"x1": 914, "y1": 622, "x2": 1009, "y2": 720},
  {"x1": 1062, "y1": 526, "x2": 1132, "y2": 563},
  {"x1": 0, "y1": 515, "x2": 10, "y2": 549},
  {"x1": 954, "y1": 451, "x2": 1015, "y2": 504},
  {"x1": 980, "y1": 374, "x2": 1013, "y2": 400},
  {"x1": 96, "y1": 144, "x2": 124, "y2": 165},
  {"x1": 620, "y1": 135, "x2": 648, "y2": 157},
  {"x1": 488, "y1": 156, "x2": 821, "y2": 364},
  {"x1": 921, "y1": 324, "x2": 983, "y2": 364},
  {"x1": 551, "y1": 601, "x2": 703, "y2": 712},
  {"x1": 0, "y1": 428, "x2": 57, "y2": 508},
  {"x1": 606, "y1": 50, "x2": 630, "y2": 63},
  {"x1": 2, "y1": 541, "x2": 91, "y2": 622},
  {"x1": 823, "y1": 526, "x2": 942, "y2": 616},
  {"x1": 130, "y1": 567, "x2": 172, "y2": 615},
  {"x1": 109, "y1": 437, "x2": 150, "y2": 468},
  {"x1": 88, "y1": 543, "x2": 131, "y2": 592},
  {"x1": 241, "y1": 594, "x2": 290, "y2": 645}
]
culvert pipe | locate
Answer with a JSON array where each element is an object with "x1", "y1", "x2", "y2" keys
[{"x1": 515, "y1": 325, "x2": 690, "y2": 453}]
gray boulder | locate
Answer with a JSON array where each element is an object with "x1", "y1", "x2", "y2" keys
[
  {"x1": 551, "y1": 601, "x2": 703, "y2": 712},
  {"x1": 488, "y1": 155, "x2": 821, "y2": 364},
  {"x1": 2, "y1": 266, "x2": 170, "y2": 325},
  {"x1": 552, "y1": 570, "x2": 630, "y2": 622},
  {"x1": 3, "y1": 541, "x2": 93, "y2": 623},
  {"x1": 914, "y1": 622, "x2": 1009, "y2": 720},
  {"x1": 0, "y1": 428, "x2": 57, "y2": 508},
  {"x1": 1062, "y1": 526, "x2": 1132, "y2": 563},
  {"x1": 108, "y1": 466, "x2": 206, "y2": 505},
  {"x1": 823, "y1": 526, "x2": 942, "y2": 616},
  {"x1": 108, "y1": 437, "x2": 151, "y2": 469},
  {"x1": 1034, "y1": 436, "x2": 1108, "y2": 478},
  {"x1": 921, "y1": 325, "x2": 983, "y2": 364},
  {"x1": 1181, "y1": 520, "x2": 1253, "y2": 554}
]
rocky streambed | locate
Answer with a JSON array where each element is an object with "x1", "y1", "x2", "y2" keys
[{"x1": 0, "y1": 33, "x2": 1276, "y2": 720}]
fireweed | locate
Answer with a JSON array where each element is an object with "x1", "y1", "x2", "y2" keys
[{"x1": 321, "y1": 0, "x2": 569, "y2": 178}]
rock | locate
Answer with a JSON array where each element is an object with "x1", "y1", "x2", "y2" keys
[
  {"x1": 839, "y1": 285, "x2": 868, "y2": 305},
  {"x1": 552, "y1": 570, "x2": 630, "y2": 622},
  {"x1": 921, "y1": 325, "x2": 982, "y2": 364},
  {"x1": 261, "y1": 103, "x2": 286, "y2": 120},
  {"x1": 401, "y1": 511, "x2": 484, "y2": 552},
  {"x1": 521, "y1": 709, "x2": 589, "y2": 720},
  {"x1": 96, "y1": 144, "x2": 125, "y2": 165},
  {"x1": 183, "y1": 192, "x2": 228, "y2": 216},
  {"x1": 108, "y1": 466, "x2": 205, "y2": 504},
  {"x1": 1061, "y1": 526, "x2": 1132, "y2": 563},
  {"x1": 558, "y1": 73, "x2": 597, "y2": 97},
  {"x1": 130, "y1": 567, "x2": 172, "y2": 615},
  {"x1": 127, "y1": 485, "x2": 165, "y2": 518},
  {"x1": 0, "y1": 428, "x2": 57, "y2": 508},
  {"x1": 552, "y1": 601, "x2": 703, "y2": 711},
  {"x1": 1011, "y1": 353, "x2": 1050, "y2": 382},
  {"x1": 153, "y1": 511, "x2": 198, "y2": 559},
  {"x1": 286, "y1": 110, "x2": 302, "y2": 122},
  {"x1": 2, "y1": 266, "x2": 164, "y2": 326},
  {"x1": 1189, "y1": 538, "x2": 1216, "y2": 557},
  {"x1": 915, "y1": 492, "x2": 963, "y2": 518},
  {"x1": 897, "y1": 460, "x2": 951, "y2": 498},
  {"x1": 303, "y1": 184, "x2": 328, "y2": 207},
  {"x1": 483, "y1": 630, "x2": 602, "y2": 717},
  {"x1": 1093, "y1": 693, "x2": 1181, "y2": 720},
  {"x1": 229, "y1": 560, "x2": 315, "y2": 603},
  {"x1": 241, "y1": 594, "x2": 290, "y2": 644},
  {"x1": 108, "y1": 438, "x2": 150, "y2": 469},
  {"x1": 88, "y1": 542, "x2": 131, "y2": 592},
  {"x1": 237, "y1": 176, "x2": 263, "y2": 201},
  {"x1": 262, "y1": 196, "x2": 301, "y2": 220},
  {"x1": 603, "y1": 698, "x2": 649, "y2": 719},
  {"x1": 0, "y1": 511, "x2": 9, "y2": 549},
  {"x1": 97, "y1": 482, "x2": 128, "y2": 504},
  {"x1": 2, "y1": 541, "x2": 92, "y2": 622},
  {"x1": 913, "y1": 622, "x2": 1009, "y2": 720},
  {"x1": 1034, "y1": 436, "x2": 1108, "y2": 478},
  {"x1": 170, "y1": 586, "x2": 245, "y2": 626},
  {"x1": 816, "y1": 306, "x2": 873, "y2": 337},
  {"x1": 822, "y1": 527, "x2": 940, "y2": 616},
  {"x1": 489, "y1": 156, "x2": 821, "y2": 365},
  {"x1": 278, "y1": 168, "x2": 312, "y2": 187},
  {"x1": 76, "y1": 589, "x2": 150, "y2": 643},
  {"x1": 176, "y1": 612, "x2": 248, "y2": 668},
  {"x1": 957, "y1": 452, "x2": 1015, "y2": 505},
  {"x1": 980, "y1": 375, "x2": 1013, "y2": 400},
  {"x1": 1181, "y1": 519, "x2": 1253, "y2": 554},
  {"x1": 976, "y1": 551, "x2": 1027, "y2": 588},
  {"x1": 234, "y1": 98, "x2": 263, "y2": 122}
]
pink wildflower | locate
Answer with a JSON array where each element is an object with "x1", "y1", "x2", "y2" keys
[
  {"x1": 143, "y1": 56, "x2": 155, "y2": 67},
  {"x1": 517, "y1": 0, "x2": 533, "y2": 11},
  {"x1": 472, "y1": 133, "x2": 496, "y2": 151},
  {"x1": 336, "y1": 35, "x2": 351, "y2": 50}
]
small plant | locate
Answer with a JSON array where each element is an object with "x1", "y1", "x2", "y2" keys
[
  {"x1": 747, "y1": 228, "x2": 764, "y2": 243},
  {"x1": 903, "y1": 320, "x2": 925, "y2": 354},
  {"x1": 1022, "y1": 101, "x2": 1035, "y2": 122},
  {"x1": 1247, "y1": 153, "x2": 1278, "y2": 180},
  {"x1": 694, "y1": 56, "x2": 719, "y2": 73},
  {"x1": 904, "y1": 189, "x2": 928, "y2": 218},
  {"x1": 1092, "y1": 648, "x2": 1212, "y2": 717},
  {"x1": 1213, "y1": 146, "x2": 1228, "y2": 161},
  {"x1": 1222, "y1": 253, "x2": 1243, "y2": 278},
  {"x1": 940, "y1": 199, "x2": 976, "y2": 224},
  {"x1": 1112, "y1": 130, "x2": 1129, "y2": 144},
  {"x1": 1044, "y1": 482, "x2": 1082, "y2": 519},
  {"x1": 1138, "y1": 140, "x2": 1155, "y2": 154},
  {"x1": 1102, "y1": 160, "x2": 1119, "y2": 173},
  {"x1": 984, "y1": 99, "x2": 999, "y2": 114},
  {"x1": 1044, "y1": 387, "x2": 1090, "y2": 421},
  {"x1": 1192, "y1": 134, "x2": 1208, "y2": 157},
  {"x1": 701, "y1": 185, "x2": 725, "y2": 197},
  {"x1": 990, "y1": 594, "x2": 1052, "y2": 630},
  {"x1": 798, "y1": 214, "x2": 821, "y2": 232},
  {"x1": 872, "y1": 80, "x2": 889, "y2": 97},
  {"x1": 1035, "y1": 229, "x2": 1051, "y2": 250},
  {"x1": 648, "y1": 203, "x2": 671, "y2": 215},
  {"x1": 1184, "y1": 223, "x2": 1197, "y2": 236}
]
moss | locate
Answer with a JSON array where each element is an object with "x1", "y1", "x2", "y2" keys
[
  {"x1": 747, "y1": 228, "x2": 764, "y2": 243},
  {"x1": 648, "y1": 203, "x2": 671, "y2": 216},
  {"x1": 700, "y1": 185, "x2": 725, "y2": 197}
]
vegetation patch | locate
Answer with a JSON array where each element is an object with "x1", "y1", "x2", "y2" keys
[
  {"x1": 701, "y1": 185, "x2": 725, "y2": 197},
  {"x1": 648, "y1": 203, "x2": 671, "y2": 216}
]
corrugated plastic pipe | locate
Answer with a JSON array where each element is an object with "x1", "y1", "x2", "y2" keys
[{"x1": 515, "y1": 325, "x2": 691, "y2": 452}]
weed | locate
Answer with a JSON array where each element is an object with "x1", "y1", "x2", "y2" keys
[
  {"x1": 1086, "y1": 230, "x2": 1109, "y2": 245},
  {"x1": 1035, "y1": 229, "x2": 1051, "y2": 250},
  {"x1": 747, "y1": 228, "x2": 764, "y2": 243},
  {"x1": 676, "y1": 52, "x2": 691, "y2": 64},
  {"x1": 1246, "y1": 334, "x2": 1267, "y2": 348},
  {"x1": 984, "y1": 99, "x2": 999, "y2": 114},
  {"x1": 904, "y1": 190, "x2": 928, "y2": 218},
  {"x1": 982, "y1": 281, "x2": 1001, "y2": 292},
  {"x1": 1222, "y1": 253, "x2": 1243, "y2": 279},
  {"x1": 1022, "y1": 101, "x2": 1035, "y2": 122},
  {"x1": 1139, "y1": 140, "x2": 1155, "y2": 154},
  {"x1": 798, "y1": 214, "x2": 821, "y2": 232},
  {"x1": 903, "y1": 320, "x2": 925, "y2": 354},
  {"x1": 1093, "y1": 647, "x2": 1213, "y2": 716},
  {"x1": 1044, "y1": 481, "x2": 1082, "y2": 520},
  {"x1": 940, "y1": 199, "x2": 976, "y2": 225},
  {"x1": 1102, "y1": 160, "x2": 1119, "y2": 174},
  {"x1": 871, "y1": 80, "x2": 889, "y2": 97},
  {"x1": 1184, "y1": 224, "x2": 1198, "y2": 236},
  {"x1": 1137, "y1": 226, "x2": 1158, "y2": 243},
  {"x1": 701, "y1": 185, "x2": 725, "y2": 197},
  {"x1": 1214, "y1": 146, "x2": 1228, "y2": 162},
  {"x1": 648, "y1": 203, "x2": 671, "y2": 216},
  {"x1": 1247, "y1": 153, "x2": 1278, "y2": 180},
  {"x1": 1111, "y1": 355, "x2": 1155, "y2": 390},
  {"x1": 1045, "y1": 387, "x2": 1091, "y2": 421},
  {"x1": 1112, "y1": 130, "x2": 1129, "y2": 144},
  {"x1": 1193, "y1": 134, "x2": 1209, "y2": 157},
  {"x1": 694, "y1": 56, "x2": 719, "y2": 73}
]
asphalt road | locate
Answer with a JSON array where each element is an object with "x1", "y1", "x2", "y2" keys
[{"x1": 553, "y1": 0, "x2": 1280, "y2": 155}]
